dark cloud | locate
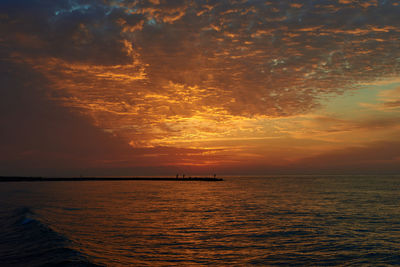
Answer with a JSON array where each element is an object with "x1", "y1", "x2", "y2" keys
[
  {"x1": 291, "y1": 141, "x2": 400, "y2": 174},
  {"x1": 215, "y1": 141, "x2": 400, "y2": 175},
  {"x1": 0, "y1": 54, "x2": 132, "y2": 175},
  {"x1": 309, "y1": 115, "x2": 400, "y2": 132},
  {"x1": 1, "y1": 0, "x2": 144, "y2": 65},
  {"x1": 0, "y1": 51, "x2": 216, "y2": 176}
]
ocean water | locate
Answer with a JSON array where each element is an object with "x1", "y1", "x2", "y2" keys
[{"x1": 0, "y1": 175, "x2": 399, "y2": 266}]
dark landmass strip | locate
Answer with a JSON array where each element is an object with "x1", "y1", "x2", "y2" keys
[{"x1": 0, "y1": 176, "x2": 223, "y2": 182}]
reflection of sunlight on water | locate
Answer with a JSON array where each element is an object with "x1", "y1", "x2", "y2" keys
[{"x1": 1, "y1": 176, "x2": 399, "y2": 265}]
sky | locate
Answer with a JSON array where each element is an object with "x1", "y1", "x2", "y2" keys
[{"x1": 1, "y1": 0, "x2": 400, "y2": 176}]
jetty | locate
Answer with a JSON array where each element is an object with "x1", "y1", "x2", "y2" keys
[{"x1": 0, "y1": 176, "x2": 223, "y2": 182}]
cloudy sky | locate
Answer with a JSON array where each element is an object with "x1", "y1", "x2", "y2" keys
[{"x1": 1, "y1": 0, "x2": 400, "y2": 176}]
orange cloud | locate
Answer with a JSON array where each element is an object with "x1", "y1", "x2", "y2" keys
[{"x1": 1, "y1": 0, "x2": 400, "y2": 174}]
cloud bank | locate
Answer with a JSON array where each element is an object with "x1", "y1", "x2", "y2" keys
[{"x1": 1, "y1": 0, "x2": 400, "y2": 174}]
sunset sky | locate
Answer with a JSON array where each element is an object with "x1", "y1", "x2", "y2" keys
[{"x1": 1, "y1": 0, "x2": 400, "y2": 176}]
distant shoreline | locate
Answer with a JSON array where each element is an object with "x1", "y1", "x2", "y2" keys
[{"x1": 0, "y1": 177, "x2": 223, "y2": 182}]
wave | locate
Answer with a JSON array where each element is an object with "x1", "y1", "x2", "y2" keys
[{"x1": 0, "y1": 207, "x2": 102, "y2": 266}]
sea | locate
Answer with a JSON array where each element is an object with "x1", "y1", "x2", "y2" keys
[{"x1": 0, "y1": 175, "x2": 399, "y2": 266}]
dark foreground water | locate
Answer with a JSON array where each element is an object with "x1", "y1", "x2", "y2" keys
[{"x1": 0, "y1": 175, "x2": 399, "y2": 266}]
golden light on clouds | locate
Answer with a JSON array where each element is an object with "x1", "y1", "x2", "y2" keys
[{"x1": 1, "y1": 0, "x2": 400, "y2": 175}]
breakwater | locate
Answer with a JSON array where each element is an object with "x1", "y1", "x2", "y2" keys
[{"x1": 0, "y1": 176, "x2": 223, "y2": 182}]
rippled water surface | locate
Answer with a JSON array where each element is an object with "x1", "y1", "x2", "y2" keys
[{"x1": 1, "y1": 175, "x2": 400, "y2": 266}]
